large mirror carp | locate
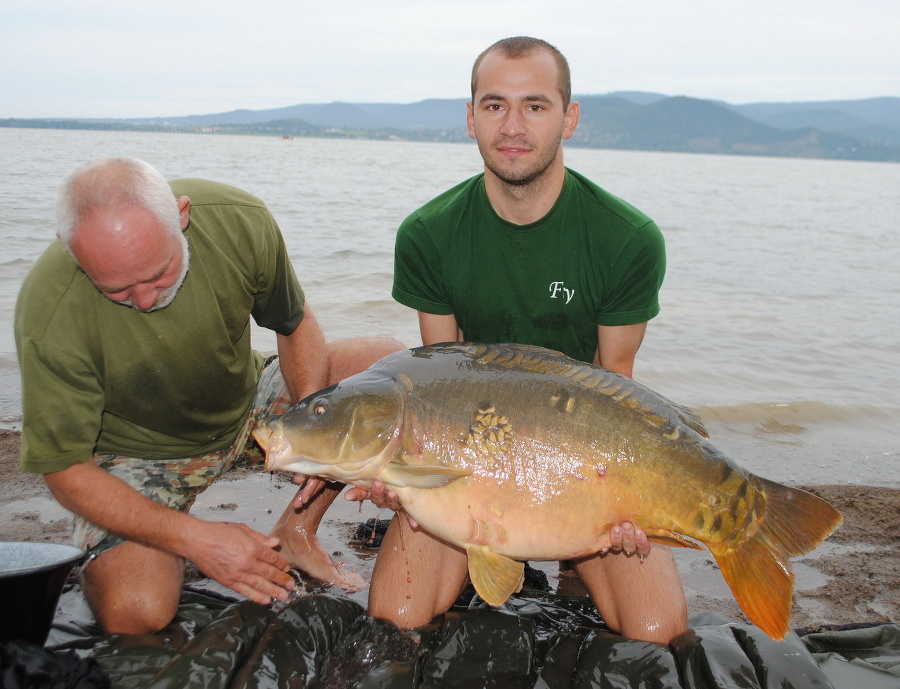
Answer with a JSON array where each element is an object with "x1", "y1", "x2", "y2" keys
[{"x1": 255, "y1": 342, "x2": 842, "y2": 640}]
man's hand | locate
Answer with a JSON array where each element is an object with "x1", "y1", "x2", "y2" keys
[
  {"x1": 344, "y1": 480, "x2": 400, "y2": 509},
  {"x1": 290, "y1": 473, "x2": 336, "y2": 508},
  {"x1": 186, "y1": 521, "x2": 295, "y2": 604},
  {"x1": 603, "y1": 522, "x2": 651, "y2": 558},
  {"x1": 344, "y1": 480, "x2": 416, "y2": 526},
  {"x1": 43, "y1": 461, "x2": 296, "y2": 608}
]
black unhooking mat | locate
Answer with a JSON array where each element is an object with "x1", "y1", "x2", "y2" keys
[{"x1": 29, "y1": 580, "x2": 900, "y2": 689}]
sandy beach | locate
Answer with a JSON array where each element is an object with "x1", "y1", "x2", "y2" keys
[{"x1": 1, "y1": 428, "x2": 897, "y2": 633}]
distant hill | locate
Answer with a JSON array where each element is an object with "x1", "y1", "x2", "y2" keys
[
  {"x1": 157, "y1": 99, "x2": 467, "y2": 130},
  {"x1": 727, "y1": 97, "x2": 900, "y2": 149},
  {"x1": 3, "y1": 94, "x2": 899, "y2": 162},
  {"x1": 571, "y1": 95, "x2": 899, "y2": 160}
]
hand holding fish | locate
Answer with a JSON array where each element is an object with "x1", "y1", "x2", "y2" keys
[
  {"x1": 604, "y1": 522, "x2": 651, "y2": 558},
  {"x1": 290, "y1": 473, "x2": 341, "y2": 508},
  {"x1": 345, "y1": 480, "x2": 419, "y2": 527},
  {"x1": 345, "y1": 480, "x2": 400, "y2": 510}
]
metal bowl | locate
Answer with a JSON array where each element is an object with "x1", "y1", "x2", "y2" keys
[{"x1": 0, "y1": 541, "x2": 84, "y2": 645}]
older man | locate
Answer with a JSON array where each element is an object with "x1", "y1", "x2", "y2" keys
[{"x1": 15, "y1": 157, "x2": 402, "y2": 634}]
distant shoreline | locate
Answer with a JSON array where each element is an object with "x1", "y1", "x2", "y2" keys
[{"x1": 4, "y1": 92, "x2": 900, "y2": 163}]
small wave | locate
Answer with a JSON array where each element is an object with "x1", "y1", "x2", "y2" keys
[
  {"x1": 0, "y1": 257, "x2": 38, "y2": 268},
  {"x1": 304, "y1": 271, "x2": 394, "y2": 286},
  {"x1": 694, "y1": 400, "x2": 897, "y2": 432},
  {"x1": 328, "y1": 249, "x2": 393, "y2": 260}
]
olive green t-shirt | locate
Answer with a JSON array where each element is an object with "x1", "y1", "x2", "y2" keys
[
  {"x1": 15, "y1": 179, "x2": 305, "y2": 473},
  {"x1": 392, "y1": 169, "x2": 666, "y2": 363}
]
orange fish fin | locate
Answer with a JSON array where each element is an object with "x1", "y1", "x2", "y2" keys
[
  {"x1": 643, "y1": 529, "x2": 704, "y2": 549},
  {"x1": 711, "y1": 532, "x2": 794, "y2": 640},
  {"x1": 466, "y1": 545, "x2": 524, "y2": 606},
  {"x1": 711, "y1": 479, "x2": 843, "y2": 640},
  {"x1": 753, "y1": 478, "x2": 843, "y2": 556},
  {"x1": 382, "y1": 464, "x2": 470, "y2": 488}
]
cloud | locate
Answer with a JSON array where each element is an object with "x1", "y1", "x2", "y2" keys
[{"x1": 2, "y1": 0, "x2": 899, "y2": 118}]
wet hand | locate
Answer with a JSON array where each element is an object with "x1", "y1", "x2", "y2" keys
[
  {"x1": 290, "y1": 473, "x2": 331, "y2": 508},
  {"x1": 345, "y1": 480, "x2": 400, "y2": 510},
  {"x1": 344, "y1": 481, "x2": 415, "y2": 525},
  {"x1": 604, "y1": 522, "x2": 651, "y2": 558},
  {"x1": 191, "y1": 522, "x2": 295, "y2": 605}
]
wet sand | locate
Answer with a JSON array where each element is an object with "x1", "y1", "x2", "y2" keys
[{"x1": 1, "y1": 428, "x2": 897, "y2": 632}]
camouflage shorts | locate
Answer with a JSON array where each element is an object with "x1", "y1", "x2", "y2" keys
[{"x1": 74, "y1": 357, "x2": 293, "y2": 562}]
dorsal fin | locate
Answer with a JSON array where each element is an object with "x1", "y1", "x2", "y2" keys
[{"x1": 455, "y1": 342, "x2": 709, "y2": 439}]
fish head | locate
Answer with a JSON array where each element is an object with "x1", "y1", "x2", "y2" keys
[{"x1": 254, "y1": 370, "x2": 405, "y2": 484}]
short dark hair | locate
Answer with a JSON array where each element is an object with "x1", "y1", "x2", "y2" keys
[{"x1": 470, "y1": 36, "x2": 572, "y2": 108}]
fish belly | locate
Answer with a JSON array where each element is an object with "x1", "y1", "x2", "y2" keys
[{"x1": 395, "y1": 464, "x2": 649, "y2": 562}]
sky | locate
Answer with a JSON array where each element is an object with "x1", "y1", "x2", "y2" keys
[{"x1": 2, "y1": 0, "x2": 899, "y2": 119}]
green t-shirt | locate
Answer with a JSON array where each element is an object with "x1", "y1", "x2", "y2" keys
[
  {"x1": 392, "y1": 169, "x2": 666, "y2": 362},
  {"x1": 15, "y1": 179, "x2": 305, "y2": 473}
]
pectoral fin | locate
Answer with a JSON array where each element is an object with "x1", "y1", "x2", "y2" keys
[
  {"x1": 607, "y1": 518, "x2": 704, "y2": 550},
  {"x1": 466, "y1": 545, "x2": 524, "y2": 606},
  {"x1": 643, "y1": 528, "x2": 704, "y2": 550},
  {"x1": 381, "y1": 464, "x2": 471, "y2": 488}
]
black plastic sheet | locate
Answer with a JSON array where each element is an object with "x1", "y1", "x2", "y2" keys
[{"x1": 44, "y1": 583, "x2": 900, "y2": 689}]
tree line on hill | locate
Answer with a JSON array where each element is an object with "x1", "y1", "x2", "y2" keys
[{"x1": 3, "y1": 93, "x2": 899, "y2": 162}]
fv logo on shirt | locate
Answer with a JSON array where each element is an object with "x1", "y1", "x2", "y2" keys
[{"x1": 548, "y1": 281, "x2": 575, "y2": 304}]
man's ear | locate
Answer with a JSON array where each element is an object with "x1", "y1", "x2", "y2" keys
[
  {"x1": 563, "y1": 101, "x2": 580, "y2": 141},
  {"x1": 177, "y1": 196, "x2": 191, "y2": 230}
]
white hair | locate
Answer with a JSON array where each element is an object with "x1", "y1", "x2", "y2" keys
[{"x1": 56, "y1": 157, "x2": 181, "y2": 247}]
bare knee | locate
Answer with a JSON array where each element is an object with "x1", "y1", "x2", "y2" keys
[
  {"x1": 326, "y1": 337, "x2": 406, "y2": 383},
  {"x1": 82, "y1": 545, "x2": 183, "y2": 634},
  {"x1": 368, "y1": 515, "x2": 468, "y2": 629},
  {"x1": 88, "y1": 588, "x2": 180, "y2": 635},
  {"x1": 577, "y1": 548, "x2": 688, "y2": 645},
  {"x1": 614, "y1": 601, "x2": 689, "y2": 645}
]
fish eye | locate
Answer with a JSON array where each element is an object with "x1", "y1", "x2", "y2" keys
[{"x1": 311, "y1": 398, "x2": 328, "y2": 416}]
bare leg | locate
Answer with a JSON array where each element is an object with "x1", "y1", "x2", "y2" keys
[
  {"x1": 574, "y1": 546, "x2": 687, "y2": 645},
  {"x1": 268, "y1": 482, "x2": 367, "y2": 588},
  {"x1": 325, "y1": 337, "x2": 406, "y2": 382},
  {"x1": 368, "y1": 512, "x2": 469, "y2": 628},
  {"x1": 268, "y1": 336, "x2": 405, "y2": 586},
  {"x1": 82, "y1": 542, "x2": 184, "y2": 634}
]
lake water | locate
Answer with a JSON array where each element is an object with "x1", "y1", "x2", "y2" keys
[{"x1": 1, "y1": 127, "x2": 898, "y2": 486}]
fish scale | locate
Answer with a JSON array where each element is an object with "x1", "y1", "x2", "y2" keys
[{"x1": 256, "y1": 341, "x2": 843, "y2": 640}]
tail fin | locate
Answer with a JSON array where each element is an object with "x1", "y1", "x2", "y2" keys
[{"x1": 712, "y1": 479, "x2": 843, "y2": 640}]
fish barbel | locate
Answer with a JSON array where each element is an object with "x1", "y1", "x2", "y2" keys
[{"x1": 254, "y1": 342, "x2": 842, "y2": 640}]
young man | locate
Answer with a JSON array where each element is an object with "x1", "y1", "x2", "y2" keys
[
  {"x1": 361, "y1": 37, "x2": 688, "y2": 644},
  {"x1": 16, "y1": 157, "x2": 403, "y2": 634}
]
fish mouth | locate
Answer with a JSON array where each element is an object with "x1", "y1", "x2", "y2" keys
[{"x1": 254, "y1": 425, "x2": 292, "y2": 472}]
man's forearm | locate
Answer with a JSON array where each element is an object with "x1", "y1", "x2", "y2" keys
[
  {"x1": 276, "y1": 304, "x2": 329, "y2": 402},
  {"x1": 43, "y1": 459, "x2": 197, "y2": 558}
]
